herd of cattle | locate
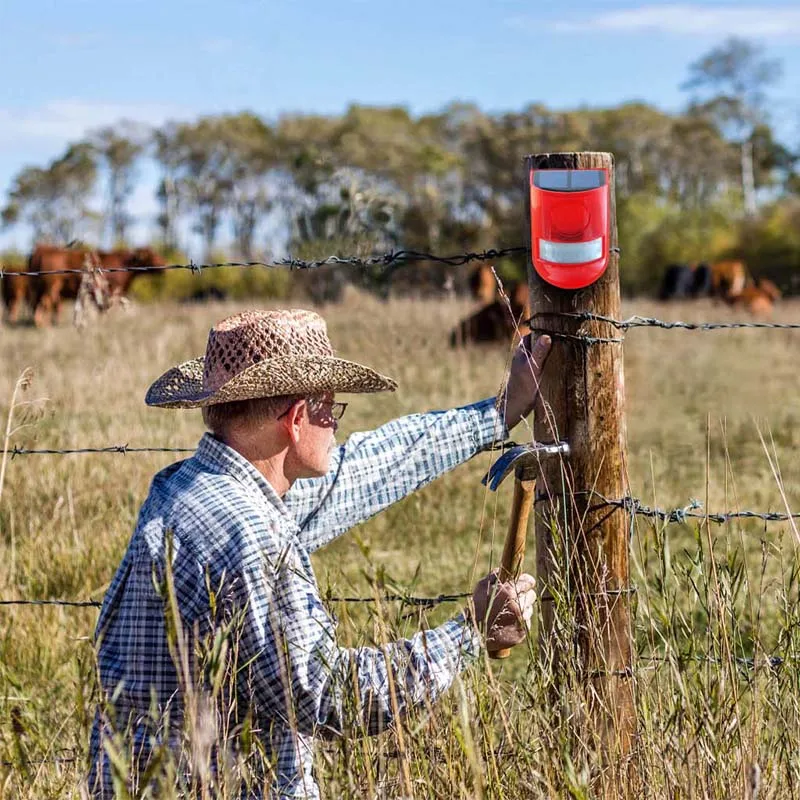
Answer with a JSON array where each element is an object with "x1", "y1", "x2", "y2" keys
[
  {"x1": 448, "y1": 259, "x2": 785, "y2": 347},
  {"x1": 0, "y1": 248, "x2": 786, "y2": 345},
  {"x1": 1, "y1": 244, "x2": 165, "y2": 327},
  {"x1": 658, "y1": 260, "x2": 782, "y2": 315}
]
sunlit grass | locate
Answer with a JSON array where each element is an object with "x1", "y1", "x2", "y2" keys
[{"x1": 1, "y1": 292, "x2": 799, "y2": 798}]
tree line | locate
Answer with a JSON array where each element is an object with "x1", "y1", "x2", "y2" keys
[{"x1": 2, "y1": 38, "x2": 798, "y2": 297}]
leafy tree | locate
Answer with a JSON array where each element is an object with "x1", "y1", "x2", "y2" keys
[
  {"x1": 682, "y1": 37, "x2": 783, "y2": 214},
  {"x1": 91, "y1": 121, "x2": 149, "y2": 246},
  {"x1": 153, "y1": 122, "x2": 184, "y2": 252},
  {"x1": 2, "y1": 143, "x2": 97, "y2": 242}
]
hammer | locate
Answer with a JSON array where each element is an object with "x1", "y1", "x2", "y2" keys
[{"x1": 481, "y1": 441, "x2": 569, "y2": 658}]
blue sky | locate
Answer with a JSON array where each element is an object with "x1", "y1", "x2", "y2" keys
[{"x1": 1, "y1": 0, "x2": 799, "y2": 251}]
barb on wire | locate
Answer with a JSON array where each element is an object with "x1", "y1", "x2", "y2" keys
[
  {"x1": 10, "y1": 444, "x2": 196, "y2": 458},
  {"x1": 640, "y1": 653, "x2": 787, "y2": 670},
  {"x1": 530, "y1": 311, "x2": 800, "y2": 333},
  {"x1": 1, "y1": 247, "x2": 528, "y2": 279},
  {"x1": 526, "y1": 327, "x2": 624, "y2": 345},
  {"x1": 593, "y1": 494, "x2": 800, "y2": 525}
]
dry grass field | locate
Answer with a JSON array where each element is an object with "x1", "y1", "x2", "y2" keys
[{"x1": 1, "y1": 291, "x2": 800, "y2": 798}]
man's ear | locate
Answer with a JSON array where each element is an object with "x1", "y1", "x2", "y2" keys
[{"x1": 280, "y1": 399, "x2": 306, "y2": 444}]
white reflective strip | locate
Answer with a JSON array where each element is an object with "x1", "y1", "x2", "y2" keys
[{"x1": 539, "y1": 237, "x2": 603, "y2": 264}]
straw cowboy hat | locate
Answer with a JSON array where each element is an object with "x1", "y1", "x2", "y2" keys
[{"x1": 145, "y1": 309, "x2": 397, "y2": 409}]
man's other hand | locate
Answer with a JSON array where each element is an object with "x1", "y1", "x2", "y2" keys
[
  {"x1": 471, "y1": 571, "x2": 536, "y2": 651},
  {"x1": 500, "y1": 334, "x2": 551, "y2": 430}
]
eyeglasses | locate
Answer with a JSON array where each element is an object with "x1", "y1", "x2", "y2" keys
[
  {"x1": 277, "y1": 398, "x2": 348, "y2": 421},
  {"x1": 310, "y1": 399, "x2": 348, "y2": 420}
]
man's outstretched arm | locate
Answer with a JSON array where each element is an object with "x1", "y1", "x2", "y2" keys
[{"x1": 284, "y1": 335, "x2": 551, "y2": 552}]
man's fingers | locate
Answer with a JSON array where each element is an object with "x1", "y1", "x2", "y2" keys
[{"x1": 528, "y1": 334, "x2": 551, "y2": 372}]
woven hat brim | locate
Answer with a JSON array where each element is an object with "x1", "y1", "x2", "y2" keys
[{"x1": 145, "y1": 355, "x2": 397, "y2": 409}]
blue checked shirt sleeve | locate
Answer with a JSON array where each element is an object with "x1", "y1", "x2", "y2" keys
[
  {"x1": 284, "y1": 397, "x2": 507, "y2": 552},
  {"x1": 236, "y1": 546, "x2": 481, "y2": 757}
]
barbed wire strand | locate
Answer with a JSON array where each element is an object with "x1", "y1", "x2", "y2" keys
[
  {"x1": 595, "y1": 495, "x2": 800, "y2": 525},
  {"x1": 0, "y1": 593, "x2": 471, "y2": 610},
  {"x1": 531, "y1": 311, "x2": 800, "y2": 333},
  {"x1": 9, "y1": 445, "x2": 196, "y2": 457},
  {"x1": 0, "y1": 247, "x2": 529, "y2": 279},
  {"x1": 8, "y1": 441, "x2": 522, "y2": 458}
]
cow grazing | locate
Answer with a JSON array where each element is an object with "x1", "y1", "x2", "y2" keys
[
  {"x1": 97, "y1": 247, "x2": 166, "y2": 300},
  {"x1": 658, "y1": 264, "x2": 696, "y2": 300},
  {"x1": 450, "y1": 280, "x2": 530, "y2": 347},
  {"x1": 30, "y1": 245, "x2": 166, "y2": 327},
  {"x1": 755, "y1": 277, "x2": 781, "y2": 302},
  {"x1": 710, "y1": 260, "x2": 747, "y2": 299},
  {"x1": 691, "y1": 262, "x2": 713, "y2": 297},
  {"x1": 726, "y1": 285, "x2": 776, "y2": 317}
]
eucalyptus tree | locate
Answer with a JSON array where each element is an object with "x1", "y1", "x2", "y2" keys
[
  {"x1": 2, "y1": 142, "x2": 98, "y2": 242},
  {"x1": 682, "y1": 37, "x2": 783, "y2": 215},
  {"x1": 90, "y1": 121, "x2": 149, "y2": 246}
]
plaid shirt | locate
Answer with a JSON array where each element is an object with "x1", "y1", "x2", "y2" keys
[{"x1": 88, "y1": 398, "x2": 505, "y2": 799}]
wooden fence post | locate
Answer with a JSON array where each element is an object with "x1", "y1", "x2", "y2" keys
[{"x1": 525, "y1": 152, "x2": 636, "y2": 762}]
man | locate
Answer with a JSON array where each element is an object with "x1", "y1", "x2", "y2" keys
[{"x1": 88, "y1": 308, "x2": 550, "y2": 799}]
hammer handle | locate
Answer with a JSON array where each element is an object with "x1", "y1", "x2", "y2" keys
[{"x1": 488, "y1": 475, "x2": 536, "y2": 660}]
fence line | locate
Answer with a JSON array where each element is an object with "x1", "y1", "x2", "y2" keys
[
  {"x1": 7, "y1": 440, "x2": 521, "y2": 458},
  {"x1": 0, "y1": 247, "x2": 528, "y2": 279},
  {"x1": 530, "y1": 311, "x2": 800, "y2": 333},
  {"x1": 0, "y1": 592, "x2": 472, "y2": 610},
  {"x1": 8, "y1": 445, "x2": 196, "y2": 457}
]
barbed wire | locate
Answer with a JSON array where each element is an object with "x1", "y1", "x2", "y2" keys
[
  {"x1": 7, "y1": 441, "x2": 523, "y2": 458},
  {"x1": 0, "y1": 752, "x2": 78, "y2": 769},
  {"x1": 595, "y1": 496, "x2": 800, "y2": 525},
  {"x1": 8, "y1": 445, "x2": 196, "y2": 458},
  {"x1": 0, "y1": 247, "x2": 528, "y2": 279},
  {"x1": 0, "y1": 592, "x2": 471, "y2": 610},
  {"x1": 531, "y1": 311, "x2": 800, "y2": 333},
  {"x1": 6, "y1": 438, "x2": 796, "y2": 526}
]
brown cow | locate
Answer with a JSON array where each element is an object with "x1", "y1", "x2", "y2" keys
[
  {"x1": 710, "y1": 260, "x2": 748, "y2": 299},
  {"x1": 97, "y1": 247, "x2": 166, "y2": 300},
  {"x1": 31, "y1": 245, "x2": 166, "y2": 327},
  {"x1": 755, "y1": 277, "x2": 781, "y2": 302},
  {"x1": 450, "y1": 280, "x2": 530, "y2": 347},
  {"x1": 30, "y1": 244, "x2": 94, "y2": 327},
  {"x1": 727, "y1": 285, "x2": 776, "y2": 317},
  {"x1": 1, "y1": 265, "x2": 33, "y2": 324}
]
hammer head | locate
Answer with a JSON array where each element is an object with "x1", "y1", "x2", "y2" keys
[{"x1": 482, "y1": 441, "x2": 570, "y2": 491}]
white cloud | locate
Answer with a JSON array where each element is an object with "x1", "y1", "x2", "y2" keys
[
  {"x1": 0, "y1": 100, "x2": 190, "y2": 147},
  {"x1": 511, "y1": 6, "x2": 800, "y2": 39}
]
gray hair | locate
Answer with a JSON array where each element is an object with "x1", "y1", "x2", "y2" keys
[{"x1": 201, "y1": 394, "x2": 306, "y2": 437}]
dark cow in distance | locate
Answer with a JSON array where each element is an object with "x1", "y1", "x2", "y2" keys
[
  {"x1": 659, "y1": 261, "x2": 726, "y2": 301},
  {"x1": 30, "y1": 245, "x2": 165, "y2": 327},
  {"x1": 450, "y1": 281, "x2": 530, "y2": 347},
  {"x1": 659, "y1": 263, "x2": 702, "y2": 300}
]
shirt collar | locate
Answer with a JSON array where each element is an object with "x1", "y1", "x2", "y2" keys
[{"x1": 193, "y1": 432, "x2": 295, "y2": 522}]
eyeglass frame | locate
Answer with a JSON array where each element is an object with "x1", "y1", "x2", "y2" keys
[{"x1": 276, "y1": 397, "x2": 348, "y2": 422}]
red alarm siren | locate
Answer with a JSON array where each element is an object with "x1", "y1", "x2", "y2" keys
[{"x1": 529, "y1": 168, "x2": 610, "y2": 290}]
